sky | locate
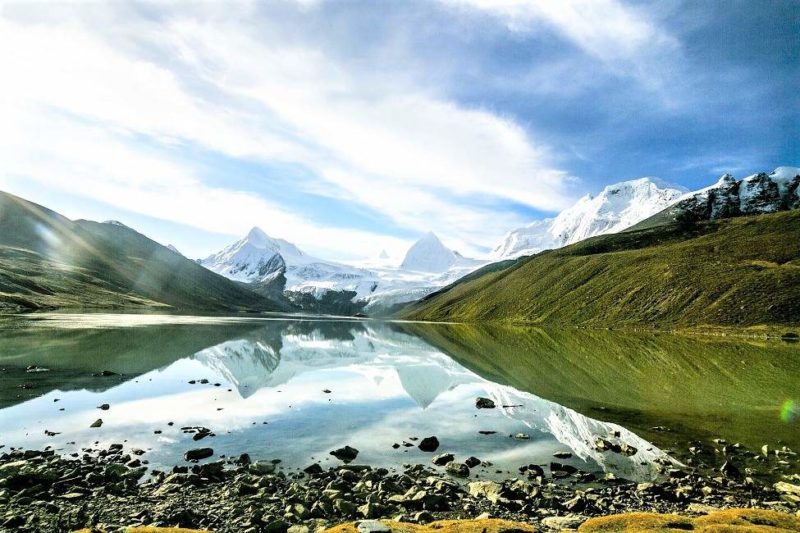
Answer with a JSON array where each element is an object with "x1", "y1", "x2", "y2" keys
[{"x1": 0, "y1": 0, "x2": 797, "y2": 262}]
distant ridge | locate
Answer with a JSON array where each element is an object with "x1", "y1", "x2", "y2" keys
[{"x1": 0, "y1": 191, "x2": 286, "y2": 313}]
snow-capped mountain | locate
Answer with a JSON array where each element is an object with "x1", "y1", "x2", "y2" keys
[
  {"x1": 400, "y1": 231, "x2": 480, "y2": 273},
  {"x1": 492, "y1": 177, "x2": 687, "y2": 259},
  {"x1": 201, "y1": 228, "x2": 485, "y2": 313},
  {"x1": 665, "y1": 166, "x2": 800, "y2": 221},
  {"x1": 201, "y1": 227, "x2": 378, "y2": 301}
]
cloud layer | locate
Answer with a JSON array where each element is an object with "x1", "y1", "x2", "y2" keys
[{"x1": 0, "y1": 1, "x2": 796, "y2": 260}]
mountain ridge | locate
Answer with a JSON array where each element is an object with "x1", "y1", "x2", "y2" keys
[
  {"x1": 0, "y1": 191, "x2": 286, "y2": 313},
  {"x1": 491, "y1": 177, "x2": 686, "y2": 259},
  {"x1": 402, "y1": 208, "x2": 800, "y2": 328}
]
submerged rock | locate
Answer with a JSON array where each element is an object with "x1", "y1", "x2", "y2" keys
[
  {"x1": 476, "y1": 397, "x2": 496, "y2": 409},
  {"x1": 418, "y1": 436, "x2": 440, "y2": 452},
  {"x1": 330, "y1": 445, "x2": 359, "y2": 462},
  {"x1": 184, "y1": 448, "x2": 214, "y2": 461}
]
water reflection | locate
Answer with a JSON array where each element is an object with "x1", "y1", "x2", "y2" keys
[{"x1": 0, "y1": 315, "x2": 675, "y2": 481}]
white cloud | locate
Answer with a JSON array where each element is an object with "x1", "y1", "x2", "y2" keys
[
  {"x1": 441, "y1": 0, "x2": 680, "y2": 91},
  {"x1": 0, "y1": 5, "x2": 575, "y2": 259}
]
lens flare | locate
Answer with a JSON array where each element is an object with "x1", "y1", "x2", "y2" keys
[{"x1": 781, "y1": 399, "x2": 797, "y2": 423}]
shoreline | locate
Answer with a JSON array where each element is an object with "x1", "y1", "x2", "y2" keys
[{"x1": 2, "y1": 439, "x2": 798, "y2": 533}]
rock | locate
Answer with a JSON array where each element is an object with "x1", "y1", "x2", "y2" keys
[
  {"x1": 720, "y1": 460, "x2": 741, "y2": 479},
  {"x1": 550, "y1": 462, "x2": 578, "y2": 477},
  {"x1": 97, "y1": 403, "x2": 110, "y2": 410},
  {"x1": 184, "y1": 448, "x2": 214, "y2": 461},
  {"x1": 465, "y1": 456, "x2": 481, "y2": 468},
  {"x1": 251, "y1": 460, "x2": 277, "y2": 475},
  {"x1": 418, "y1": 436, "x2": 440, "y2": 452},
  {"x1": 445, "y1": 462, "x2": 469, "y2": 478},
  {"x1": 356, "y1": 520, "x2": 391, "y2": 532},
  {"x1": 432, "y1": 453, "x2": 455, "y2": 466},
  {"x1": 775, "y1": 481, "x2": 800, "y2": 496},
  {"x1": 330, "y1": 445, "x2": 359, "y2": 462},
  {"x1": 514, "y1": 433, "x2": 530, "y2": 440},
  {"x1": 468, "y1": 480, "x2": 503, "y2": 503},
  {"x1": 357, "y1": 502, "x2": 386, "y2": 519},
  {"x1": 304, "y1": 463, "x2": 323, "y2": 475},
  {"x1": 476, "y1": 397, "x2": 496, "y2": 409},
  {"x1": 334, "y1": 498, "x2": 356, "y2": 517},
  {"x1": 542, "y1": 515, "x2": 587, "y2": 530},
  {"x1": 620, "y1": 443, "x2": 638, "y2": 456},
  {"x1": 265, "y1": 519, "x2": 290, "y2": 533},
  {"x1": 687, "y1": 503, "x2": 720, "y2": 514},
  {"x1": 553, "y1": 451, "x2": 573, "y2": 459},
  {"x1": 90, "y1": 418, "x2": 103, "y2": 428},
  {"x1": 235, "y1": 452, "x2": 251, "y2": 465}
]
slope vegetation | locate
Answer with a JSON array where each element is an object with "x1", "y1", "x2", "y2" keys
[
  {"x1": 0, "y1": 191, "x2": 285, "y2": 313},
  {"x1": 403, "y1": 210, "x2": 800, "y2": 328}
]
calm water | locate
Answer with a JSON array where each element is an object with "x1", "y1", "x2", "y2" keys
[{"x1": 0, "y1": 314, "x2": 797, "y2": 481}]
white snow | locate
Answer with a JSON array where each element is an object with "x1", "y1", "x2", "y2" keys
[
  {"x1": 201, "y1": 228, "x2": 486, "y2": 310},
  {"x1": 492, "y1": 177, "x2": 687, "y2": 259}
]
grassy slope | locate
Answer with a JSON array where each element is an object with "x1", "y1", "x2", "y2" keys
[
  {"x1": 0, "y1": 191, "x2": 285, "y2": 313},
  {"x1": 403, "y1": 210, "x2": 800, "y2": 328}
]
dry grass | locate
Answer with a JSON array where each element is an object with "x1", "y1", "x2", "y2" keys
[
  {"x1": 324, "y1": 518, "x2": 535, "y2": 532},
  {"x1": 579, "y1": 508, "x2": 800, "y2": 532}
]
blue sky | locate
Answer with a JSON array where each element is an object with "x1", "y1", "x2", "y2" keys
[{"x1": 0, "y1": 0, "x2": 797, "y2": 261}]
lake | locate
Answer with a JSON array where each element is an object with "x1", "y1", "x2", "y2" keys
[{"x1": 1, "y1": 314, "x2": 797, "y2": 482}]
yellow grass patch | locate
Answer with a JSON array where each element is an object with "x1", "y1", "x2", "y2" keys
[
  {"x1": 578, "y1": 508, "x2": 800, "y2": 532},
  {"x1": 324, "y1": 518, "x2": 536, "y2": 532}
]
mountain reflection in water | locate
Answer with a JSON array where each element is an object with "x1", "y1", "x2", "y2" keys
[{"x1": 0, "y1": 315, "x2": 681, "y2": 481}]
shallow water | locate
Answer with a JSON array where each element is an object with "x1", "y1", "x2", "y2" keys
[{"x1": 0, "y1": 314, "x2": 797, "y2": 481}]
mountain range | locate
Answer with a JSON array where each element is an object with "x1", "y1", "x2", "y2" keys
[
  {"x1": 403, "y1": 167, "x2": 800, "y2": 328},
  {"x1": 1, "y1": 166, "x2": 797, "y2": 323},
  {"x1": 491, "y1": 177, "x2": 687, "y2": 259},
  {"x1": 0, "y1": 191, "x2": 286, "y2": 313},
  {"x1": 201, "y1": 227, "x2": 484, "y2": 315}
]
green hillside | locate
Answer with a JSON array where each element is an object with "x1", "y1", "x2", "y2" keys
[
  {"x1": 403, "y1": 210, "x2": 800, "y2": 328},
  {"x1": 404, "y1": 323, "x2": 800, "y2": 452},
  {"x1": 0, "y1": 191, "x2": 286, "y2": 313}
]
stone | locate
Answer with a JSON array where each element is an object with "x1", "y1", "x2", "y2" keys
[
  {"x1": 356, "y1": 520, "x2": 391, "y2": 532},
  {"x1": 775, "y1": 482, "x2": 800, "y2": 496},
  {"x1": 468, "y1": 480, "x2": 503, "y2": 503},
  {"x1": 445, "y1": 462, "x2": 469, "y2": 478},
  {"x1": 251, "y1": 460, "x2": 277, "y2": 475},
  {"x1": 688, "y1": 503, "x2": 720, "y2": 514},
  {"x1": 432, "y1": 453, "x2": 454, "y2": 466},
  {"x1": 465, "y1": 456, "x2": 481, "y2": 468},
  {"x1": 476, "y1": 397, "x2": 496, "y2": 409},
  {"x1": 97, "y1": 403, "x2": 110, "y2": 410},
  {"x1": 90, "y1": 418, "x2": 103, "y2": 428},
  {"x1": 418, "y1": 436, "x2": 440, "y2": 452},
  {"x1": 720, "y1": 460, "x2": 741, "y2": 479},
  {"x1": 304, "y1": 463, "x2": 324, "y2": 475},
  {"x1": 542, "y1": 515, "x2": 587, "y2": 530},
  {"x1": 334, "y1": 498, "x2": 356, "y2": 516},
  {"x1": 553, "y1": 451, "x2": 573, "y2": 459},
  {"x1": 184, "y1": 448, "x2": 214, "y2": 461},
  {"x1": 330, "y1": 445, "x2": 359, "y2": 462}
]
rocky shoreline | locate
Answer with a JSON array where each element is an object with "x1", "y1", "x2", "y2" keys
[{"x1": 1, "y1": 436, "x2": 799, "y2": 533}]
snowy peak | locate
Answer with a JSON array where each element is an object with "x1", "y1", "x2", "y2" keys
[
  {"x1": 200, "y1": 226, "x2": 306, "y2": 283},
  {"x1": 670, "y1": 167, "x2": 800, "y2": 221},
  {"x1": 492, "y1": 177, "x2": 686, "y2": 259},
  {"x1": 401, "y1": 232, "x2": 458, "y2": 273}
]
